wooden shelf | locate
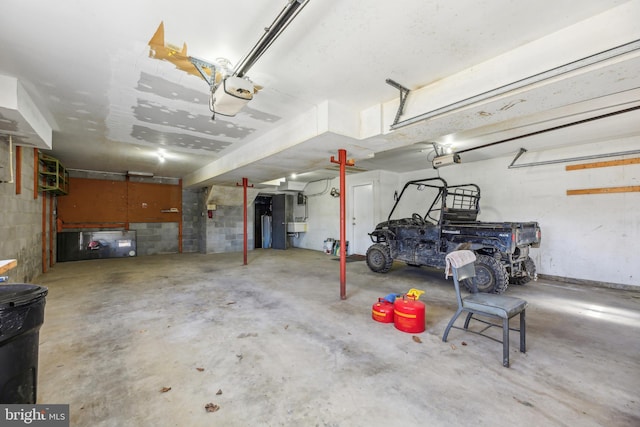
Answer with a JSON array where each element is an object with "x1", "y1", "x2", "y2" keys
[
  {"x1": 567, "y1": 185, "x2": 640, "y2": 196},
  {"x1": 39, "y1": 153, "x2": 69, "y2": 195}
]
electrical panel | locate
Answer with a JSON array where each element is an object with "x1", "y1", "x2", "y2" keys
[{"x1": 297, "y1": 192, "x2": 306, "y2": 205}]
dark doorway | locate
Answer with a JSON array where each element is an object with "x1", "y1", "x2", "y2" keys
[{"x1": 272, "y1": 194, "x2": 286, "y2": 249}]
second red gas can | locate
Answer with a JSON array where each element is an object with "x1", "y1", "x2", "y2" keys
[{"x1": 393, "y1": 295, "x2": 425, "y2": 333}]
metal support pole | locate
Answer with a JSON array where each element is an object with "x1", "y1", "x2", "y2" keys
[
  {"x1": 330, "y1": 149, "x2": 355, "y2": 300},
  {"x1": 236, "y1": 177, "x2": 254, "y2": 265}
]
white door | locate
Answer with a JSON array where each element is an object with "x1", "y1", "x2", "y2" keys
[{"x1": 352, "y1": 183, "x2": 374, "y2": 255}]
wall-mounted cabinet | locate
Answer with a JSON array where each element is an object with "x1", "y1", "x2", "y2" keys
[{"x1": 39, "y1": 153, "x2": 69, "y2": 195}]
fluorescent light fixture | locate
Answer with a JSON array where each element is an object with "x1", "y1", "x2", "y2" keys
[
  {"x1": 260, "y1": 177, "x2": 286, "y2": 186},
  {"x1": 127, "y1": 171, "x2": 154, "y2": 177}
]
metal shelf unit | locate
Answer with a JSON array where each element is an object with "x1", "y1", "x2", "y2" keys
[{"x1": 39, "y1": 153, "x2": 69, "y2": 195}]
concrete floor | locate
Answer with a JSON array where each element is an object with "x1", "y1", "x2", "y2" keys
[{"x1": 34, "y1": 249, "x2": 639, "y2": 426}]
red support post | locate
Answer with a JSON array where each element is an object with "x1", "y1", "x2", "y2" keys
[
  {"x1": 330, "y1": 149, "x2": 355, "y2": 300},
  {"x1": 236, "y1": 177, "x2": 254, "y2": 265},
  {"x1": 49, "y1": 194, "x2": 54, "y2": 267}
]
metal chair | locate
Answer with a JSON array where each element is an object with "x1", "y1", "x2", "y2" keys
[{"x1": 442, "y1": 250, "x2": 528, "y2": 367}]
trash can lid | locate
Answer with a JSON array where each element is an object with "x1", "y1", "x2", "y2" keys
[{"x1": 0, "y1": 284, "x2": 48, "y2": 308}]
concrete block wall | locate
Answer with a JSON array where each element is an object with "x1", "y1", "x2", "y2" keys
[
  {"x1": 129, "y1": 222, "x2": 179, "y2": 256},
  {"x1": 0, "y1": 147, "x2": 44, "y2": 283},
  {"x1": 205, "y1": 204, "x2": 254, "y2": 254},
  {"x1": 182, "y1": 188, "x2": 205, "y2": 253}
]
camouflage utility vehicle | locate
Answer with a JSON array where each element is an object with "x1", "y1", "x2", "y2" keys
[{"x1": 366, "y1": 177, "x2": 541, "y2": 294}]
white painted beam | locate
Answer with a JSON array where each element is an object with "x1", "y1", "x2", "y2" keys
[{"x1": 0, "y1": 74, "x2": 52, "y2": 149}]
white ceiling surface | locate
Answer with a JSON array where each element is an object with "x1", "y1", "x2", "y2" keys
[{"x1": 1, "y1": 0, "x2": 639, "y2": 188}]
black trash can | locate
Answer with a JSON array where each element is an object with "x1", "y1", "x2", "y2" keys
[{"x1": 0, "y1": 284, "x2": 48, "y2": 404}]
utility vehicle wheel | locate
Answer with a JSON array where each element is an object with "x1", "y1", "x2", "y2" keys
[
  {"x1": 473, "y1": 254, "x2": 509, "y2": 294},
  {"x1": 511, "y1": 256, "x2": 536, "y2": 285},
  {"x1": 366, "y1": 244, "x2": 393, "y2": 273}
]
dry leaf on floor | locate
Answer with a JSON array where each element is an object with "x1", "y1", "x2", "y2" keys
[
  {"x1": 461, "y1": 341, "x2": 467, "y2": 346},
  {"x1": 205, "y1": 403, "x2": 220, "y2": 413},
  {"x1": 513, "y1": 396, "x2": 534, "y2": 407},
  {"x1": 412, "y1": 336, "x2": 422, "y2": 343},
  {"x1": 196, "y1": 368, "x2": 205, "y2": 372},
  {"x1": 160, "y1": 387, "x2": 171, "y2": 393},
  {"x1": 450, "y1": 344, "x2": 457, "y2": 350},
  {"x1": 284, "y1": 324, "x2": 289, "y2": 330},
  {"x1": 237, "y1": 332, "x2": 258, "y2": 339},
  {"x1": 227, "y1": 301, "x2": 236, "y2": 305},
  {"x1": 216, "y1": 389, "x2": 223, "y2": 395}
]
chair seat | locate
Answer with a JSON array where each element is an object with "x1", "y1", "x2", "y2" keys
[{"x1": 462, "y1": 294, "x2": 528, "y2": 318}]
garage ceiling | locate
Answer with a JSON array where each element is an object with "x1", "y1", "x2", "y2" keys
[{"x1": 1, "y1": 0, "x2": 639, "y2": 188}]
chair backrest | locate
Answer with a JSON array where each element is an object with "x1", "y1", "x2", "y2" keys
[{"x1": 446, "y1": 251, "x2": 477, "y2": 308}]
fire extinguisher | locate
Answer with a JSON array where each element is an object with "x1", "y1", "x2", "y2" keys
[{"x1": 207, "y1": 203, "x2": 216, "y2": 218}]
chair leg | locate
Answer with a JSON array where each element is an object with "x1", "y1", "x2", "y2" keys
[
  {"x1": 503, "y1": 317, "x2": 510, "y2": 368},
  {"x1": 443, "y1": 309, "x2": 463, "y2": 342},
  {"x1": 463, "y1": 312, "x2": 474, "y2": 329},
  {"x1": 520, "y1": 309, "x2": 526, "y2": 353}
]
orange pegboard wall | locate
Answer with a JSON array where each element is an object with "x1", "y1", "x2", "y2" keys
[
  {"x1": 127, "y1": 181, "x2": 181, "y2": 222},
  {"x1": 57, "y1": 178, "x2": 181, "y2": 225}
]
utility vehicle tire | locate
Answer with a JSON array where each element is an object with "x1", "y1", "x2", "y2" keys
[
  {"x1": 473, "y1": 254, "x2": 509, "y2": 294},
  {"x1": 366, "y1": 244, "x2": 393, "y2": 273},
  {"x1": 511, "y1": 256, "x2": 536, "y2": 285}
]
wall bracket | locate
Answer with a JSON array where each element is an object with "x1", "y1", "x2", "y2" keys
[{"x1": 386, "y1": 79, "x2": 411, "y2": 126}]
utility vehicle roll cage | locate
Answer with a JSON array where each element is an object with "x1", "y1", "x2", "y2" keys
[{"x1": 388, "y1": 177, "x2": 481, "y2": 224}]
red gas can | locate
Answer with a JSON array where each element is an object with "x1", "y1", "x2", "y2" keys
[
  {"x1": 372, "y1": 298, "x2": 394, "y2": 323},
  {"x1": 393, "y1": 295, "x2": 425, "y2": 333}
]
